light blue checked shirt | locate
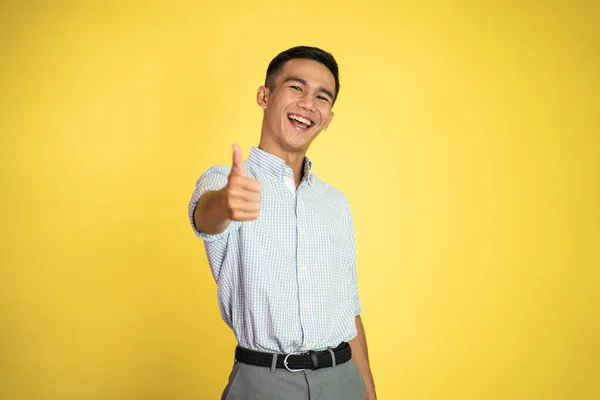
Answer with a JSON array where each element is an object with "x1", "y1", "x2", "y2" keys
[{"x1": 188, "y1": 147, "x2": 361, "y2": 354}]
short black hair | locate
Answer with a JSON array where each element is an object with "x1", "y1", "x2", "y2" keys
[{"x1": 265, "y1": 46, "x2": 340, "y2": 104}]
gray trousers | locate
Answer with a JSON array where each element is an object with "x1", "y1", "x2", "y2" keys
[{"x1": 221, "y1": 359, "x2": 366, "y2": 400}]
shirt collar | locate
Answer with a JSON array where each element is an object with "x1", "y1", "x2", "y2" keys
[{"x1": 248, "y1": 146, "x2": 313, "y2": 185}]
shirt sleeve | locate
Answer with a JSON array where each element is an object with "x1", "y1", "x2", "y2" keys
[
  {"x1": 343, "y1": 198, "x2": 363, "y2": 316},
  {"x1": 188, "y1": 164, "x2": 241, "y2": 242}
]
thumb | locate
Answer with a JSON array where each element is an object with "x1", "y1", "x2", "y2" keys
[{"x1": 231, "y1": 143, "x2": 248, "y2": 177}]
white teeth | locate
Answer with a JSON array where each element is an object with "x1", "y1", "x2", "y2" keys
[{"x1": 288, "y1": 114, "x2": 312, "y2": 127}]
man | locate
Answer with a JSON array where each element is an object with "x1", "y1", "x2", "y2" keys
[{"x1": 188, "y1": 46, "x2": 377, "y2": 399}]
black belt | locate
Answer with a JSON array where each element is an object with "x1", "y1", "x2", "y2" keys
[{"x1": 235, "y1": 342, "x2": 352, "y2": 371}]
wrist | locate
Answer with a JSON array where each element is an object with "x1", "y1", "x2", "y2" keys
[{"x1": 215, "y1": 188, "x2": 229, "y2": 218}]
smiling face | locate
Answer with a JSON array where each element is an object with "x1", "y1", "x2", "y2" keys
[{"x1": 257, "y1": 58, "x2": 336, "y2": 158}]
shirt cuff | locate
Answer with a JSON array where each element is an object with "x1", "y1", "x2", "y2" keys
[{"x1": 188, "y1": 193, "x2": 239, "y2": 242}]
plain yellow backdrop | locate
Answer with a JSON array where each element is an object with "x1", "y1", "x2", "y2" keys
[{"x1": 1, "y1": 1, "x2": 598, "y2": 399}]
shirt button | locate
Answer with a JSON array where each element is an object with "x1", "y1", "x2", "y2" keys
[
  {"x1": 304, "y1": 304, "x2": 309, "y2": 310},
  {"x1": 299, "y1": 228, "x2": 305, "y2": 235},
  {"x1": 305, "y1": 343, "x2": 312, "y2": 349},
  {"x1": 285, "y1": 168, "x2": 292, "y2": 174},
  {"x1": 301, "y1": 266, "x2": 307, "y2": 272},
  {"x1": 272, "y1": 177, "x2": 277, "y2": 183}
]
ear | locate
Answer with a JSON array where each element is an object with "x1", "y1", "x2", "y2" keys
[
  {"x1": 257, "y1": 86, "x2": 269, "y2": 110},
  {"x1": 323, "y1": 111, "x2": 334, "y2": 130}
]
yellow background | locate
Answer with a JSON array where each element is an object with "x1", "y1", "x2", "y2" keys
[{"x1": 2, "y1": 1, "x2": 598, "y2": 399}]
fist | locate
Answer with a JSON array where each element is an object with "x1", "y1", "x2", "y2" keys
[{"x1": 220, "y1": 144, "x2": 261, "y2": 221}]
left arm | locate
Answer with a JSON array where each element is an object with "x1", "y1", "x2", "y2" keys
[{"x1": 349, "y1": 315, "x2": 377, "y2": 400}]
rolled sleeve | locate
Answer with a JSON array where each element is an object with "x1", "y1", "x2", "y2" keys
[{"x1": 188, "y1": 165, "x2": 240, "y2": 242}]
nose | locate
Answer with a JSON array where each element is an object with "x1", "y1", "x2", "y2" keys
[{"x1": 297, "y1": 92, "x2": 316, "y2": 113}]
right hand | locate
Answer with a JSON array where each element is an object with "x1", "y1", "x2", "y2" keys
[{"x1": 219, "y1": 143, "x2": 262, "y2": 221}]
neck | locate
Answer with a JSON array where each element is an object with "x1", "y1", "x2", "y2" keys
[{"x1": 257, "y1": 138, "x2": 307, "y2": 188}]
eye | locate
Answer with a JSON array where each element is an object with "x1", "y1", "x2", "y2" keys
[
  {"x1": 317, "y1": 95, "x2": 330, "y2": 102},
  {"x1": 290, "y1": 85, "x2": 302, "y2": 91}
]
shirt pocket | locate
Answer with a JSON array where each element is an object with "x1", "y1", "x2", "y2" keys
[{"x1": 313, "y1": 221, "x2": 347, "y2": 269}]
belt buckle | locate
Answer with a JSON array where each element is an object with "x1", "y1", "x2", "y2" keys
[{"x1": 283, "y1": 352, "x2": 306, "y2": 372}]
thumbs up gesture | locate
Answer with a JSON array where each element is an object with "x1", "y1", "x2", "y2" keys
[{"x1": 220, "y1": 144, "x2": 262, "y2": 221}]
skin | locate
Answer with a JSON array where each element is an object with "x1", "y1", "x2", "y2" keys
[
  {"x1": 256, "y1": 58, "x2": 336, "y2": 187},
  {"x1": 194, "y1": 58, "x2": 377, "y2": 399},
  {"x1": 350, "y1": 315, "x2": 377, "y2": 400}
]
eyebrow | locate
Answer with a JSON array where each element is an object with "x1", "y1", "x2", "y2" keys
[{"x1": 282, "y1": 76, "x2": 335, "y2": 100}]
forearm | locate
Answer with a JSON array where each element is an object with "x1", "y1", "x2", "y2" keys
[
  {"x1": 193, "y1": 190, "x2": 231, "y2": 235},
  {"x1": 349, "y1": 315, "x2": 377, "y2": 400}
]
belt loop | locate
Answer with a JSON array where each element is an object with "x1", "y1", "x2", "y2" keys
[
  {"x1": 327, "y1": 348, "x2": 336, "y2": 368},
  {"x1": 310, "y1": 350, "x2": 319, "y2": 370},
  {"x1": 270, "y1": 353, "x2": 278, "y2": 373}
]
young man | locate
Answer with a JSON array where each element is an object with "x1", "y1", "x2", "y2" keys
[{"x1": 188, "y1": 46, "x2": 377, "y2": 400}]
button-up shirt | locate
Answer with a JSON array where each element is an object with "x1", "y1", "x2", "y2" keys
[{"x1": 188, "y1": 146, "x2": 361, "y2": 353}]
